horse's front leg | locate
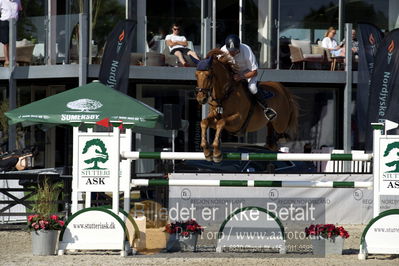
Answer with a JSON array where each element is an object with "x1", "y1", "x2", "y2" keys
[
  {"x1": 200, "y1": 116, "x2": 214, "y2": 161},
  {"x1": 212, "y1": 118, "x2": 226, "y2": 163}
]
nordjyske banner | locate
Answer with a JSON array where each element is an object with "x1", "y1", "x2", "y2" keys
[
  {"x1": 367, "y1": 29, "x2": 399, "y2": 149},
  {"x1": 356, "y1": 23, "x2": 383, "y2": 146},
  {"x1": 99, "y1": 20, "x2": 136, "y2": 94}
]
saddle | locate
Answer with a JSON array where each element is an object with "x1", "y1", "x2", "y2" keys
[
  {"x1": 240, "y1": 80, "x2": 275, "y2": 99},
  {"x1": 237, "y1": 80, "x2": 275, "y2": 104}
]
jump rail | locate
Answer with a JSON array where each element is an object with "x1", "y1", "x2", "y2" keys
[
  {"x1": 131, "y1": 179, "x2": 373, "y2": 188},
  {"x1": 122, "y1": 151, "x2": 373, "y2": 161}
]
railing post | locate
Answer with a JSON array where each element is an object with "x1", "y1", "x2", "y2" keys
[
  {"x1": 371, "y1": 123, "x2": 383, "y2": 218},
  {"x1": 343, "y1": 23, "x2": 353, "y2": 172},
  {"x1": 7, "y1": 18, "x2": 17, "y2": 151}
]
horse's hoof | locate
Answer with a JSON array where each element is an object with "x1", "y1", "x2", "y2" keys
[
  {"x1": 213, "y1": 154, "x2": 222, "y2": 163},
  {"x1": 204, "y1": 152, "x2": 213, "y2": 161}
]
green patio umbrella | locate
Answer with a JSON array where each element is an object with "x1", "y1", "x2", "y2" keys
[{"x1": 5, "y1": 81, "x2": 164, "y2": 129}]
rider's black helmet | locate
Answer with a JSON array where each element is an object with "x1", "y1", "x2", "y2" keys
[{"x1": 225, "y1": 34, "x2": 240, "y2": 52}]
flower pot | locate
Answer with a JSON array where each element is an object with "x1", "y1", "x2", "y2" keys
[
  {"x1": 178, "y1": 233, "x2": 198, "y2": 252},
  {"x1": 166, "y1": 233, "x2": 199, "y2": 252},
  {"x1": 311, "y1": 236, "x2": 344, "y2": 255},
  {"x1": 31, "y1": 230, "x2": 58, "y2": 255}
]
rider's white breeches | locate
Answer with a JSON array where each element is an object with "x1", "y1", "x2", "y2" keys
[{"x1": 248, "y1": 77, "x2": 258, "y2": 94}]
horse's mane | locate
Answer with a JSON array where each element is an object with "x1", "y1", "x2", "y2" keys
[{"x1": 206, "y1": 49, "x2": 239, "y2": 73}]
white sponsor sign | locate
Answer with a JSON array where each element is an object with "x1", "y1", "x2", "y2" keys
[
  {"x1": 217, "y1": 208, "x2": 285, "y2": 253},
  {"x1": 77, "y1": 134, "x2": 117, "y2": 192},
  {"x1": 379, "y1": 138, "x2": 399, "y2": 195},
  {"x1": 363, "y1": 212, "x2": 399, "y2": 254},
  {"x1": 59, "y1": 209, "x2": 125, "y2": 250},
  {"x1": 169, "y1": 173, "x2": 378, "y2": 224}
]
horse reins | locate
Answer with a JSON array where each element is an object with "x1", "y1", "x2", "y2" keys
[
  {"x1": 207, "y1": 64, "x2": 236, "y2": 114},
  {"x1": 205, "y1": 62, "x2": 258, "y2": 134}
]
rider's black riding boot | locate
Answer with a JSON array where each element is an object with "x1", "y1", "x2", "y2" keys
[{"x1": 254, "y1": 90, "x2": 277, "y2": 121}]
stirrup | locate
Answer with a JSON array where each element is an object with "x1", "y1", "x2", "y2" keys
[{"x1": 264, "y1": 108, "x2": 277, "y2": 121}]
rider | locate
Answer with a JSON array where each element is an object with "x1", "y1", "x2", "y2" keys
[{"x1": 220, "y1": 34, "x2": 277, "y2": 121}]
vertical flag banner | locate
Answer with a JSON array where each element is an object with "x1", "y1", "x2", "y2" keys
[
  {"x1": 366, "y1": 29, "x2": 399, "y2": 148},
  {"x1": 356, "y1": 23, "x2": 383, "y2": 146},
  {"x1": 99, "y1": 20, "x2": 136, "y2": 94}
]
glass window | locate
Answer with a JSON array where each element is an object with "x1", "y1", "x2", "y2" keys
[
  {"x1": 215, "y1": 0, "x2": 239, "y2": 47},
  {"x1": 18, "y1": 0, "x2": 45, "y2": 65},
  {"x1": 249, "y1": 86, "x2": 337, "y2": 152},
  {"x1": 241, "y1": 0, "x2": 343, "y2": 69},
  {"x1": 280, "y1": 0, "x2": 339, "y2": 42},
  {"x1": 146, "y1": 0, "x2": 201, "y2": 56},
  {"x1": 290, "y1": 87, "x2": 336, "y2": 151},
  {"x1": 47, "y1": 1, "x2": 81, "y2": 64},
  {"x1": 242, "y1": 0, "x2": 274, "y2": 68},
  {"x1": 344, "y1": 0, "x2": 390, "y2": 31},
  {"x1": 279, "y1": 0, "x2": 339, "y2": 69},
  {"x1": 45, "y1": 1, "x2": 125, "y2": 65},
  {"x1": 18, "y1": 1, "x2": 45, "y2": 40},
  {"x1": 91, "y1": 0, "x2": 126, "y2": 64},
  {"x1": 241, "y1": 0, "x2": 267, "y2": 67}
]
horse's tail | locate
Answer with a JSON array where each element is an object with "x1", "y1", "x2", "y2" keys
[
  {"x1": 286, "y1": 93, "x2": 299, "y2": 139},
  {"x1": 277, "y1": 83, "x2": 299, "y2": 139}
]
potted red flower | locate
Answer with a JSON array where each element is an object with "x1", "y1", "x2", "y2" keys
[
  {"x1": 28, "y1": 179, "x2": 65, "y2": 256},
  {"x1": 28, "y1": 214, "x2": 65, "y2": 231},
  {"x1": 305, "y1": 224, "x2": 350, "y2": 255},
  {"x1": 164, "y1": 219, "x2": 203, "y2": 252}
]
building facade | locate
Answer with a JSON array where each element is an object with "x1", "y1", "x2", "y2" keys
[{"x1": 0, "y1": 0, "x2": 398, "y2": 172}]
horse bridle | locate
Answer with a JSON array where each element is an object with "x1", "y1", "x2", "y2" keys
[
  {"x1": 195, "y1": 72, "x2": 213, "y2": 97},
  {"x1": 195, "y1": 58, "x2": 235, "y2": 113}
]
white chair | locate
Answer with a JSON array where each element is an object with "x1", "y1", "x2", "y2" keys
[
  {"x1": 289, "y1": 40, "x2": 324, "y2": 70},
  {"x1": 0, "y1": 39, "x2": 35, "y2": 65}
]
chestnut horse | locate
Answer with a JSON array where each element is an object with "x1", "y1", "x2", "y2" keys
[{"x1": 194, "y1": 49, "x2": 298, "y2": 162}]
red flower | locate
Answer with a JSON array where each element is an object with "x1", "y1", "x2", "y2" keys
[
  {"x1": 165, "y1": 219, "x2": 203, "y2": 236},
  {"x1": 27, "y1": 214, "x2": 65, "y2": 231},
  {"x1": 186, "y1": 225, "x2": 194, "y2": 231},
  {"x1": 28, "y1": 214, "x2": 38, "y2": 222},
  {"x1": 304, "y1": 224, "x2": 350, "y2": 239}
]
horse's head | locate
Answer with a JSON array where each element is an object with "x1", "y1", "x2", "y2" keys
[
  {"x1": 194, "y1": 56, "x2": 213, "y2": 105},
  {"x1": 193, "y1": 49, "x2": 237, "y2": 105}
]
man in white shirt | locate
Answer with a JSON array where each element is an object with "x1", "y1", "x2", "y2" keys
[
  {"x1": 0, "y1": 0, "x2": 22, "y2": 67},
  {"x1": 221, "y1": 34, "x2": 276, "y2": 121},
  {"x1": 165, "y1": 23, "x2": 200, "y2": 67}
]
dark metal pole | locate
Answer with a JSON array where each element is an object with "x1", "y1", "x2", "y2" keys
[
  {"x1": 344, "y1": 23, "x2": 353, "y2": 171},
  {"x1": 338, "y1": 0, "x2": 344, "y2": 41},
  {"x1": 79, "y1": 2, "x2": 89, "y2": 86},
  {"x1": 7, "y1": 18, "x2": 17, "y2": 151}
]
